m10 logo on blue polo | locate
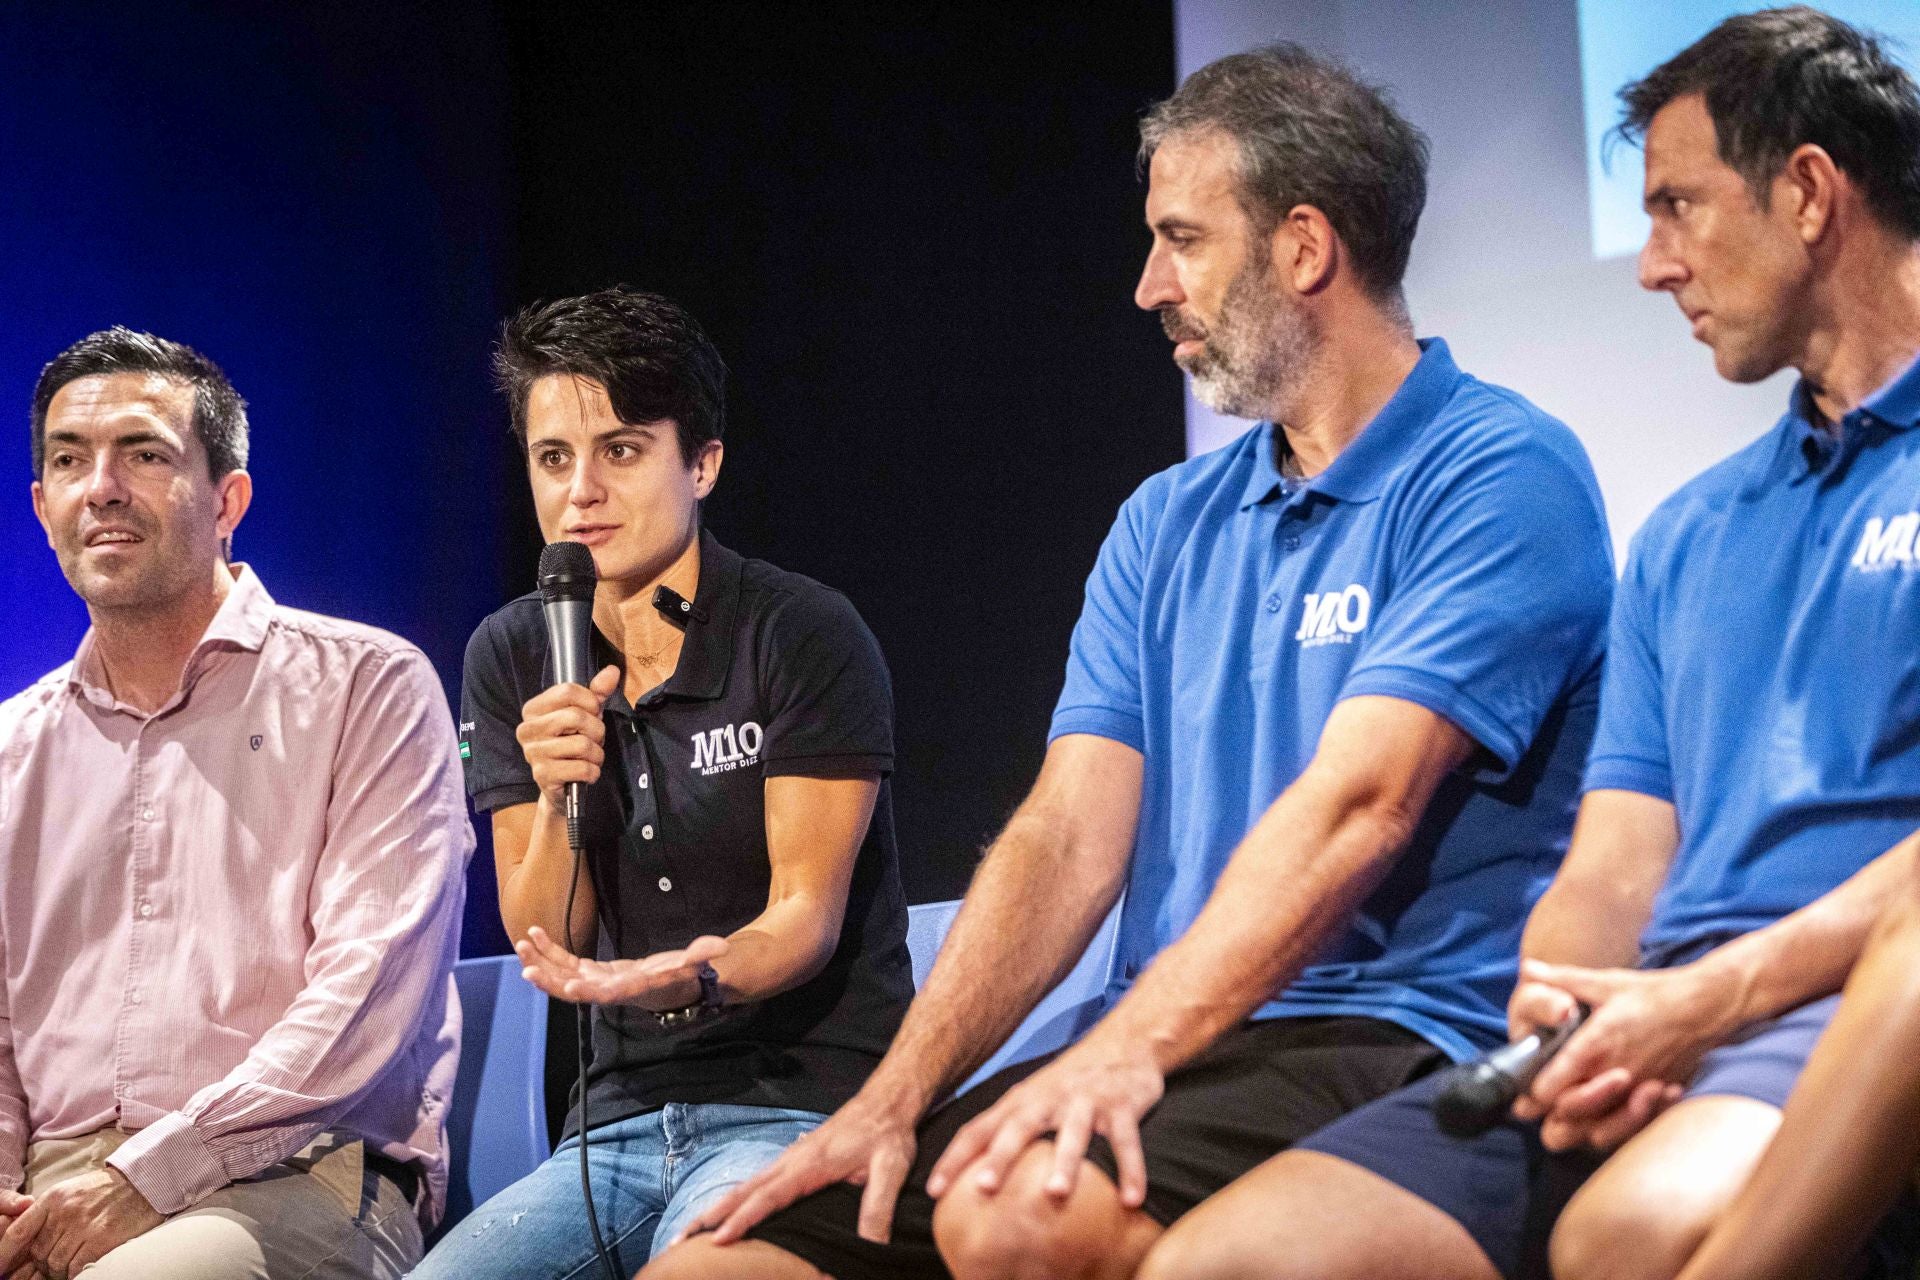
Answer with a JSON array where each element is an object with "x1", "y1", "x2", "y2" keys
[
  {"x1": 1296, "y1": 585, "x2": 1372, "y2": 648},
  {"x1": 691, "y1": 721, "x2": 764, "y2": 775},
  {"x1": 1851, "y1": 512, "x2": 1919, "y2": 572}
]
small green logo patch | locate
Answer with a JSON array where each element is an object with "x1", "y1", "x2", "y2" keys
[{"x1": 459, "y1": 741, "x2": 471, "y2": 760}]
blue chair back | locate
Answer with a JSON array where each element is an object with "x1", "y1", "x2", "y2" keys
[
  {"x1": 434, "y1": 954, "x2": 551, "y2": 1241},
  {"x1": 904, "y1": 898, "x2": 1121, "y2": 1094}
]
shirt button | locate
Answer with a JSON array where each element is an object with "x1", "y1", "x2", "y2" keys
[
  {"x1": 638, "y1": 773, "x2": 649, "y2": 790},
  {"x1": 138, "y1": 901, "x2": 154, "y2": 918},
  {"x1": 129, "y1": 992, "x2": 143, "y2": 1006},
  {"x1": 1285, "y1": 536, "x2": 1300, "y2": 550},
  {"x1": 1266, "y1": 594, "x2": 1282, "y2": 613},
  {"x1": 140, "y1": 807, "x2": 156, "y2": 821},
  {"x1": 641, "y1": 824, "x2": 655, "y2": 840},
  {"x1": 658, "y1": 876, "x2": 673, "y2": 892},
  {"x1": 679, "y1": 601, "x2": 691, "y2": 613}
]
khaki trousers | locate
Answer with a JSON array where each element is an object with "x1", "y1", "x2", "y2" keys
[{"x1": 22, "y1": 1128, "x2": 421, "y2": 1280}]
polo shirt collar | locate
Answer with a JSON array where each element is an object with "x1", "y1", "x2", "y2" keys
[
  {"x1": 1858, "y1": 348, "x2": 1920, "y2": 431},
  {"x1": 1238, "y1": 337, "x2": 1463, "y2": 510},
  {"x1": 1749, "y1": 350, "x2": 1920, "y2": 493},
  {"x1": 649, "y1": 529, "x2": 742, "y2": 703},
  {"x1": 69, "y1": 563, "x2": 274, "y2": 705}
]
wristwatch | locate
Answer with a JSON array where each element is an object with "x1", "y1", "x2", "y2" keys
[{"x1": 656, "y1": 963, "x2": 723, "y2": 1028}]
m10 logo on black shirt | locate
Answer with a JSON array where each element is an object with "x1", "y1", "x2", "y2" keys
[{"x1": 691, "y1": 721, "x2": 764, "y2": 775}]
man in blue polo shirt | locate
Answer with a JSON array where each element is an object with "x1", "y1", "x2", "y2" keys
[
  {"x1": 638, "y1": 44, "x2": 1611, "y2": 1280},
  {"x1": 1129, "y1": 11, "x2": 1920, "y2": 1280}
]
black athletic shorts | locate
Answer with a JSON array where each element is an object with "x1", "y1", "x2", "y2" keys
[{"x1": 747, "y1": 1015, "x2": 1448, "y2": 1280}]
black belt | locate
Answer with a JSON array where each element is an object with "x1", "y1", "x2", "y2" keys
[{"x1": 364, "y1": 1150, "x2": 420, "y2": 1206}]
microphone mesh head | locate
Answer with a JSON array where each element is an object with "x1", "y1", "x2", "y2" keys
[
  {"x1": 1432, "y1": 1064, "x2": 1512, "y2": 1139},
  {"x1": 538, "y1": 540, "x2": 597, "y2": 602}
]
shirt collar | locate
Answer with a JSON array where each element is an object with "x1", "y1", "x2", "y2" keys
[
  {"x1": 1238, "y1": 337, "x2": 1463, "y2": 510},
  {"x1": 69, "y1": 563, "x2": 275, "y2": 705},
  {"x1": 1857, "y1": 348, "x2": 1920, "y2": 431},
  {"x1": 1746, "y1": 351, "x2": 1920, "y2": 493},
  {"x1": 629, "y1": 530, "x2": 742, "y2": 706}
]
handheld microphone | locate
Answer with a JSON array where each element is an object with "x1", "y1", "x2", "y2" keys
[
  {"x1": 537, "y1": 540, "x2": 598, "y2": 851},
  {"x1": 536, "y1": 539, "x2": 621, "y2": 1280},
  {"x1": 1432, "y1": 1008, "x2": 1586, "y2": 1139}
]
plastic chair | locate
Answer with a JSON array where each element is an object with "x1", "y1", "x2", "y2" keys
[
  {"x1": 904, "y1": 898, "x2": 1122, "y2": 1094},
  {"x1": 434, "y1": 954, "x2": 552, "y2": 1242}
]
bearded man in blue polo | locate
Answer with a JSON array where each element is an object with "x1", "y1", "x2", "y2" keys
[{"x1": 640, "y1": 42, "x2": 1615, "y2": 1280}]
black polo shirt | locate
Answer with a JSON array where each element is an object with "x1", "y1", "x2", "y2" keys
[{"x1": 460, "y1": 531, "x2": 912, "y2": 1133}]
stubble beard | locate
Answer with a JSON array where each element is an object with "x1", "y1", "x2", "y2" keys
[
  {"x1": 58, "y1": 512, "x2": 216, "y2": 621},
  {"x1": 1173, "y1": 255, "x2": 1318, "y2": 421}
]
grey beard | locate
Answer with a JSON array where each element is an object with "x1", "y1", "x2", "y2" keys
[
  {"x1": 1183, "y1": 257, "x2": 1316, "y2": 420},
  {"x1": 1188, "y1": 320, "x2": 1313, "y2": 419}
]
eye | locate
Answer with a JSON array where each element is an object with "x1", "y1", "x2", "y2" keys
[
  {"x1": 48, "y1": 451, "x2": 78, "y2": 469},
  {"x1": 536, "y1": 448, "x2": 568, "y2": 469},
  {"x1": 606, "y1": 441, "x2": 636, "y2": 461}
]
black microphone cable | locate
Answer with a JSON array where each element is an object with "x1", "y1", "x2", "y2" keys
[{"x1": 565, "y1": 826, "x2": 622, "y2": 1280}]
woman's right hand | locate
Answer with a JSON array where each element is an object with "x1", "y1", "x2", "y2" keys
[{"x1": 515, "y1": 664, "x2": 621, "y2": 807}]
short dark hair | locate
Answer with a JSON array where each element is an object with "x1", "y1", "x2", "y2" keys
[
  {"x1": 31, "y1": 327, "x2": 249, "y2": 479},
  {"x1": 1615, "y1": 6, "x2": 1920, "y2": 239},
  {"x1": 494, "y1": 287, "x2": 728, "y2": 464},
  {"x1": 1139, "y1": 43, "x2": 1430, "y2": 302}
]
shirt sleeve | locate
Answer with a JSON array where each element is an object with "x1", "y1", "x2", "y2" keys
[
  {"x1": 0, "y1": 910, "x2": 23, "y2": 1193},
  {"x1": 758, "y1": 588, "x2": 894, "y2": 779},
  {"x1": 1049, "y1": 478, "x2": 1158, "y2": 751},
  {"x1": 461, "y1": 611, "x2": 540, "y2": 813},
  {"x1": 1583, "y1": 531, "x2": 1673, "y2": 799},
  {"x1": 1339, "y1": 434, "x2": 1614, "y2": 774},
  {"x1": 107, "y1": 646, "x2": 474, "y2": 1213}
]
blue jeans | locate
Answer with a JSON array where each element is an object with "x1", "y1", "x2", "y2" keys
[{"x1": 411, "y1": 1103, "x2": 823, "y2": 1280}]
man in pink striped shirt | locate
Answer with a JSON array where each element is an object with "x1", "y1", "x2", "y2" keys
[{"x1": 0, "y1": 328, "x2": 472, "y2": 1279}]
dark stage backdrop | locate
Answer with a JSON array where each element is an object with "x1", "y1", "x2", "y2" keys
[{"x1": 1, "y1": 3, "x2": 1181, "y2": 950}]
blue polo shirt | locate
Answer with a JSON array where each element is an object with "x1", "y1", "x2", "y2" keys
[
  {"x1": 1052, "y1": 339, "x2": 1613, "y2": 1059},
  {"x1": 1589, "y1": 354, "x2": 1920, "y2": 963}
]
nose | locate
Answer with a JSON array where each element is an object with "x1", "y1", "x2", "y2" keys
[
  {"x1": 1637, "y1": 226, "x2": 1685, "y2": 294},
  {"x1": 1135, "y1": 239, "x2": 1182, "y2": 312},
  {"x1": 84, "y1": 455, "x2": 129, "y2": 508},
  {"x1": 566, "y1": 453, "x2": 606, "y2": 511}
]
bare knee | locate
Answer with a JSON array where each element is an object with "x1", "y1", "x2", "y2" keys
[
  {"x1": 1136, "y1": 1229, "x2": 1259, "y2": 1280},
  {"x1": 932, "y1": 1145, "x2": 1148, "y2": 1280},
  {"x1": 1551, "y1": 1098, "x2": 1779, "y2": 1280},
  {"x1": 639, "y1": 1234, "x2": 827, "y2": 1280},
  {"x1": 1137, "y1": 1150, "x2": 1496, "y2": 1280},
  {"x1": 1551, "y1": 1186, "x2": 1699, "y2": 1280}
]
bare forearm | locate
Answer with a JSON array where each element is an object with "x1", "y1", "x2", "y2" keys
[
  {"x1": 1521, "y1": 877, "x2": 1648, "y2": 973},
  {"x1": 1092, "y1": 788, "x2": 1409, "y2": 1074},
  {"x1": 498, "y1": 798, "x2": 598, "y2": 948},
  {"x1": 1687, "y1": 833, "x2": 1919, "y2": 1026},
  {"x1": 863, "y1": 810, "x2": 1125, "y2": 1116},
  {"x1": 711, "y1": 894, "x2": 843, "y2": 1004}
]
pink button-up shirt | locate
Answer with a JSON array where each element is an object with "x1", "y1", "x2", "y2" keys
[{"x1": 0, "y1": 567, "x2": 471, "y2": 1224}]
